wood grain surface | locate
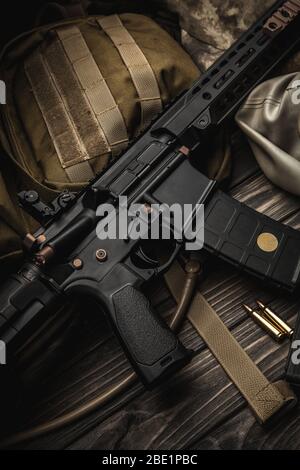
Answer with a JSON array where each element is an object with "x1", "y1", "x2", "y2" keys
[
  {"x1": 4, "y1": 143, "x2": 298, "y2": 450},
  {"x1": 1, "y1": 0, "x2": 300, "y2": 451}
]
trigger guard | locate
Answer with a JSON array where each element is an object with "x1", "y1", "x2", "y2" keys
[
  {"x1": 156, "y1": 242, "x2": 181, "y2": 275},
  {"x1": 129, "y1": 241, "x2": 181, "y2": 276}
]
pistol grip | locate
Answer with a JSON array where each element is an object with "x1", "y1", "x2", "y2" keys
[{"x1": 110, "y1": 285, "x2": 191, "y2": 388}]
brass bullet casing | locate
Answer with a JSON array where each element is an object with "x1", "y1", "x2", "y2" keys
[
  {"x1": 256, "y1": 300, "x2": 294, "y2": 338},
  {"x1": 243, "y1": 304, "x2": 285, "y2": 342}
]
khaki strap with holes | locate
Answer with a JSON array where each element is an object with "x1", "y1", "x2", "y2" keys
[
  {"x1": 25, "y1": 24, "x2": 129, "y2": 183},
  {"x1": 98, "y1": 15, "x2": 162, "y2": 129},
  {"x1": 57, "y1": 26, "x2": 128, "y2": 157},
  {"x1": 25, "y1": 51, "x2": 94, "y2": 182},
  {"x1": 165, "y1": 261, "x2": 297, "y2": 424}
]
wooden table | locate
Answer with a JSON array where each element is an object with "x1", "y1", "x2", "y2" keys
[
  {"x1": 2, "y1": 0, "x2": 300, "y2": 451},
  {"x1": 5, "y1": 127, "x2": 298, "y2": 450}
]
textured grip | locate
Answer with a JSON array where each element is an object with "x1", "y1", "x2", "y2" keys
[
  {"x1": 112, "y1": 286, "x2": 190, "y2": 387},
  {"x1": 204, "y1": 190, "x2": 300, "y2": 292}
]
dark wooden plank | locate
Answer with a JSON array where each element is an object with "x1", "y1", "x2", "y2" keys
[
  {"x1": 192, "y1": 402, "x2": 300, "y2": 450},
  {"x1": 231, "y1": 173, "x2": 300, "y2": 221},
  {"x1": 9, "y1": 169, "x2": 299, "y2": 450},
  {"x1": 1, "y1": 0, "x2": 299, "y2": 452},
  {"x1": 65, "y1": 179, "x2": 300, "y2": 450},
  {"x1": 67, "y1": 301, "x2": 299, "y2": 450}
]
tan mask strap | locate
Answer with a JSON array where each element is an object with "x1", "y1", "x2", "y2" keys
[{"x1": 165, "y1": 261, "x2": 297, "y2": 424}]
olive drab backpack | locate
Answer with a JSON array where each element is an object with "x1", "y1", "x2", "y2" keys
[{"x1": 0, "y1": 13, "x2": 200, "y2": 272}]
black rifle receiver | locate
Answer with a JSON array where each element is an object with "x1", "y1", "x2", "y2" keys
[{"x1": 1, "y1": 0, "x2": 300, "y2": 388}]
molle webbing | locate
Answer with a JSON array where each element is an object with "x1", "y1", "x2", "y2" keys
[
  {"x1": 57, "y1": 26, "x2": 128, "y2": 157},
  {"x1": 97, "y1": 15, "x2": 163, "y2": 128},
  {"x1": 25, "y1": 51, "x2": 94, "y2": 182},
  {"x1": 25, "y1": 25, "x2": 129, "y2": 182}
]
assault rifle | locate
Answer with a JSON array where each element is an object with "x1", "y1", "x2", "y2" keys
[{"x1": 1, "y1": 0, "x2": 300, "y2": 388}]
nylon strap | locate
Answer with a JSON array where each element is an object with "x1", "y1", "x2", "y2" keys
[
  {"x1": 25, "y1": 50, "x2": 94, "y2": 182},
  {"x1": 165, "y1": 261, "x2": 297, "y2": 424},
  {"x1": 97, "y1": 15, "x2": 162, "y2": 129},
  {"x1": 45, "y1": 35, "x2": 110, "y2": 158},
  {"x1": 57, "y1": 26, "x2": 128, "y2": 157}
]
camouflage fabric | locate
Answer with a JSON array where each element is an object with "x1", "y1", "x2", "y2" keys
[
  {"x1": 39, "y1": 0, "x2": 300, "y2": 72},
  {"x1": 53, "y1": 1, "x2": 275, "y2": 70},
  {"x1": 155, "y1": 1, "x2": 272, "y2": 70}
]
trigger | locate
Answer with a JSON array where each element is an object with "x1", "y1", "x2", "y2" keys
[
  {"x1": 131, "y1": 242, "x2": 160, "y2": 270},
  {"x1": 131, "y1": 240, "x2": 179, "y2": 273}
]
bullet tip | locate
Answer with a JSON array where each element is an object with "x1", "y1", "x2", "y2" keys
[
  {"x1": 243, "y1": 304, "x2": 252, "y2": 313},
  {"x1": 257, "y1": 300, "x2": 265, "y2": 309}
]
